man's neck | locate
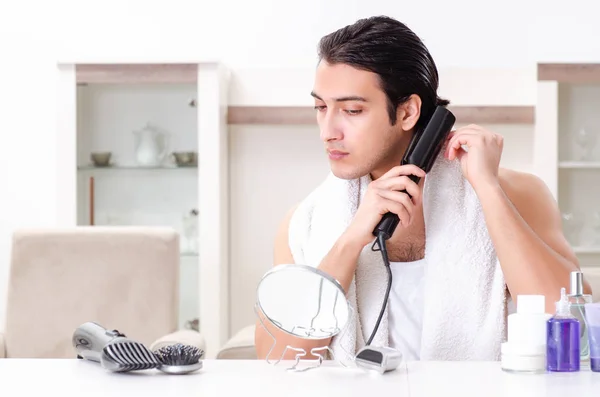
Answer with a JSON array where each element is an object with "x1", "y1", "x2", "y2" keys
[{"x1": 370, "y1": 160, "x2": 402, "y2": 181}]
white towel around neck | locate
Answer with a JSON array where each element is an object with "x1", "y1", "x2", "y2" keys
[{"x1": 287, "y1": 154, "x2": 507, "y2": 362}]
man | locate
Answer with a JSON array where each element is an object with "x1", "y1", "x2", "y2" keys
[{"x1": 255, "y1": 16, "x2": 590, "y2": 362}]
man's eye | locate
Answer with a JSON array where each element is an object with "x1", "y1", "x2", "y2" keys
[
  {"x1": 314, "y1": 105, "x2": 326, "y2": 111},
  {"x1": 345, "y1": 109, "x2": 362, "y2": 115}
]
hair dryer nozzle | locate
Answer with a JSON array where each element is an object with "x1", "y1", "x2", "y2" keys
[{"x1": 101, "y1": 340, "x2": 161, "y2": 372}]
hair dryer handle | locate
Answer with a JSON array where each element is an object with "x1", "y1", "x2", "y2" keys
[
  {"x1": 372, "y1": 174, "x2": 421, "y2": 240},
  {"x1": 373, "y1": 212, "x2": 400, "y2": 240},
  {"x1": 72, "y1": 322, "x2": 127, "y2": 363}
]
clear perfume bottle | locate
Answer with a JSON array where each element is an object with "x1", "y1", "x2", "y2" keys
[{"x1": 568, "y1": 271, "x2": 592, "y2": 362}]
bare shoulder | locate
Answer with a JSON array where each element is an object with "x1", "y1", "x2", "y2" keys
[
  {"x1": 498, "y1": 168, "x2": 551, "y2": 204},
  {"x1": 498, "y1": 167, "x2": 578, "y2": 264},
  {"x1": 498, "y1": 167, "x2": 556, "y2": 223},
  {"x1": 273, "y1": 203, "x2": 300, "y2": 266}
]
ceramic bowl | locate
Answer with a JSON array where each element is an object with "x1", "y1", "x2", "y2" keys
[
  {"x1": 91, "y1": 152, "x2": 112, "y2": 167},
  {"x1": 173, "y1": 152, "x2": 197, "y2": 167}
]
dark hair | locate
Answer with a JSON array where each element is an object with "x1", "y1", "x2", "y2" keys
[{"x1": 317, "y1": 16, "x2": 449, "y2": 131}]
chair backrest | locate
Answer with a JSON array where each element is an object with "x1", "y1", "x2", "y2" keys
[{"x1": 3, "y1": 226, "x2": 180, "y2": 358}]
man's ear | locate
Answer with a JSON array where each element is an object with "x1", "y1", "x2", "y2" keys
[{"x1": 396, "y1": 94, "x2": 422, "y2": 131}]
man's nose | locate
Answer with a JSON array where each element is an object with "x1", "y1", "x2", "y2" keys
[{"x1": 319, "y1": 112, "x2": 343, "y2": 142}]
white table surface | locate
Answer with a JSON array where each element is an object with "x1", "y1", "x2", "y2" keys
[{"x1": 0, "y1": 358, "x2": 598, "y2": 396}]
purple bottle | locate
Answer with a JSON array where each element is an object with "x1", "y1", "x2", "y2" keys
[
  {"x1": 584, "y1": 302, "x2": 600, "y2": 372},
  {"x1": 547, "y1": 287, "x2": 580, "y2": 372}
]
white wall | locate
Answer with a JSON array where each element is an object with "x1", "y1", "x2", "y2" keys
[
  {"x1": 40, "y1": 0, "x2": 600, "y2": 68},
  {"x1": 2, "y1": 0, "x2": 600, "y2": 336}
]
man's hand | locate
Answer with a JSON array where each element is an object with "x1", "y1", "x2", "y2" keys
[
  {"x1": 445, "y1": 124, "x2": 504, "y2": 191},
  {"x1": 344, "y1": 164, "x2": 426, "y2": 247}
]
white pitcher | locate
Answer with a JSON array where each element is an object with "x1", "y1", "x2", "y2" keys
[{"x1": 133, "y1": 123, "x2": 169, "y2": 166}]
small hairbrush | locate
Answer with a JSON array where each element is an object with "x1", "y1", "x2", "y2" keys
[
  {"x1": 153, "y1": 343, "x2": 204, "y2": 374},
  {"x1": 101, "y1": 341, "x2": 204, "y2": 375}
]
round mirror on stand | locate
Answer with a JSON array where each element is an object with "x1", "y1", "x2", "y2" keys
[{"x1": 254, "y1": 264, "x2": 353, "y2": 371}]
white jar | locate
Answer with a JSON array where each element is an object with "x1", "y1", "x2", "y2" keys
[
  {"x1": 500, "y1": 295, "x2": 552, "y2": 373},
  {"x1": 501, "y1": 342, "x2": 546, "y2": 373}
]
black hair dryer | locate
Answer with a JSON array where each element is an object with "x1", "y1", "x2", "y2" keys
[
  {"x1": 372, "y1": 106, "x2": 456, "y2": 242},
  {"x1": 357, "y1": 106, "x2": 456, "y2": 375}
]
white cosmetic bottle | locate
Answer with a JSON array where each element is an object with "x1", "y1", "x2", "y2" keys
[{"x1": 501, "y1": 295, "x2": 552, "y2": 373}]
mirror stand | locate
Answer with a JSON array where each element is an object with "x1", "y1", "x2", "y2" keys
[
  {"x1": 254, "y1": 263, "x2": 357, "y2": 372},
  {"x1": 254, "y1": 302, "x2": 353, "y2": 372}
]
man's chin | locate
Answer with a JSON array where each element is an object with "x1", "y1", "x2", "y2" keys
[{"x1": 330, "y1": 165, "x2": 362, "y2": 180}]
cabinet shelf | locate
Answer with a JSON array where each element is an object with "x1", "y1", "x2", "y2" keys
[
  {"x1": 573, "y1": 247, "x2": 600, "y2": 254},
  {"x1": 77, "y1": 165, "x2": 198, "y2": 171},
  {"x1": 78, "y1": 165, "x2": 197, "y2": 171},
  {"x1": 558, "y1": 161, "x2": 600, "y2": 169}
]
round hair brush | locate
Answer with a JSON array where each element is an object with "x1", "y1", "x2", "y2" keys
[
  {"x1": 153, "y1": 343, "x2": 204, "y2": 374},
  {"x1": 101, "y1": 340, "x2": 204, "y2": 375}
]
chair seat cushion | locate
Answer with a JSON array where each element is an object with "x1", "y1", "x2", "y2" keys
[{"x1": 216, "y1": 324, "x2": 256, "y2": 359}]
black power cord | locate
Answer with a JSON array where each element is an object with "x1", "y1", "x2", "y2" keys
[{"x1": 366, "y1": 231, "x2": 393, "y2": 346}]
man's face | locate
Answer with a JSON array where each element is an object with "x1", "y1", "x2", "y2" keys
[{"x1": 312, "y1": 61, "x2": 408, "y2": 180}]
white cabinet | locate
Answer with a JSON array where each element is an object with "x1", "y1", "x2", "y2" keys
[
  {"x1": 535, "y1": 63, "x2": 600, "y2": 287},
  {"x1": 57, "y1": 62, "x2": 230, "y2": 358}
]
